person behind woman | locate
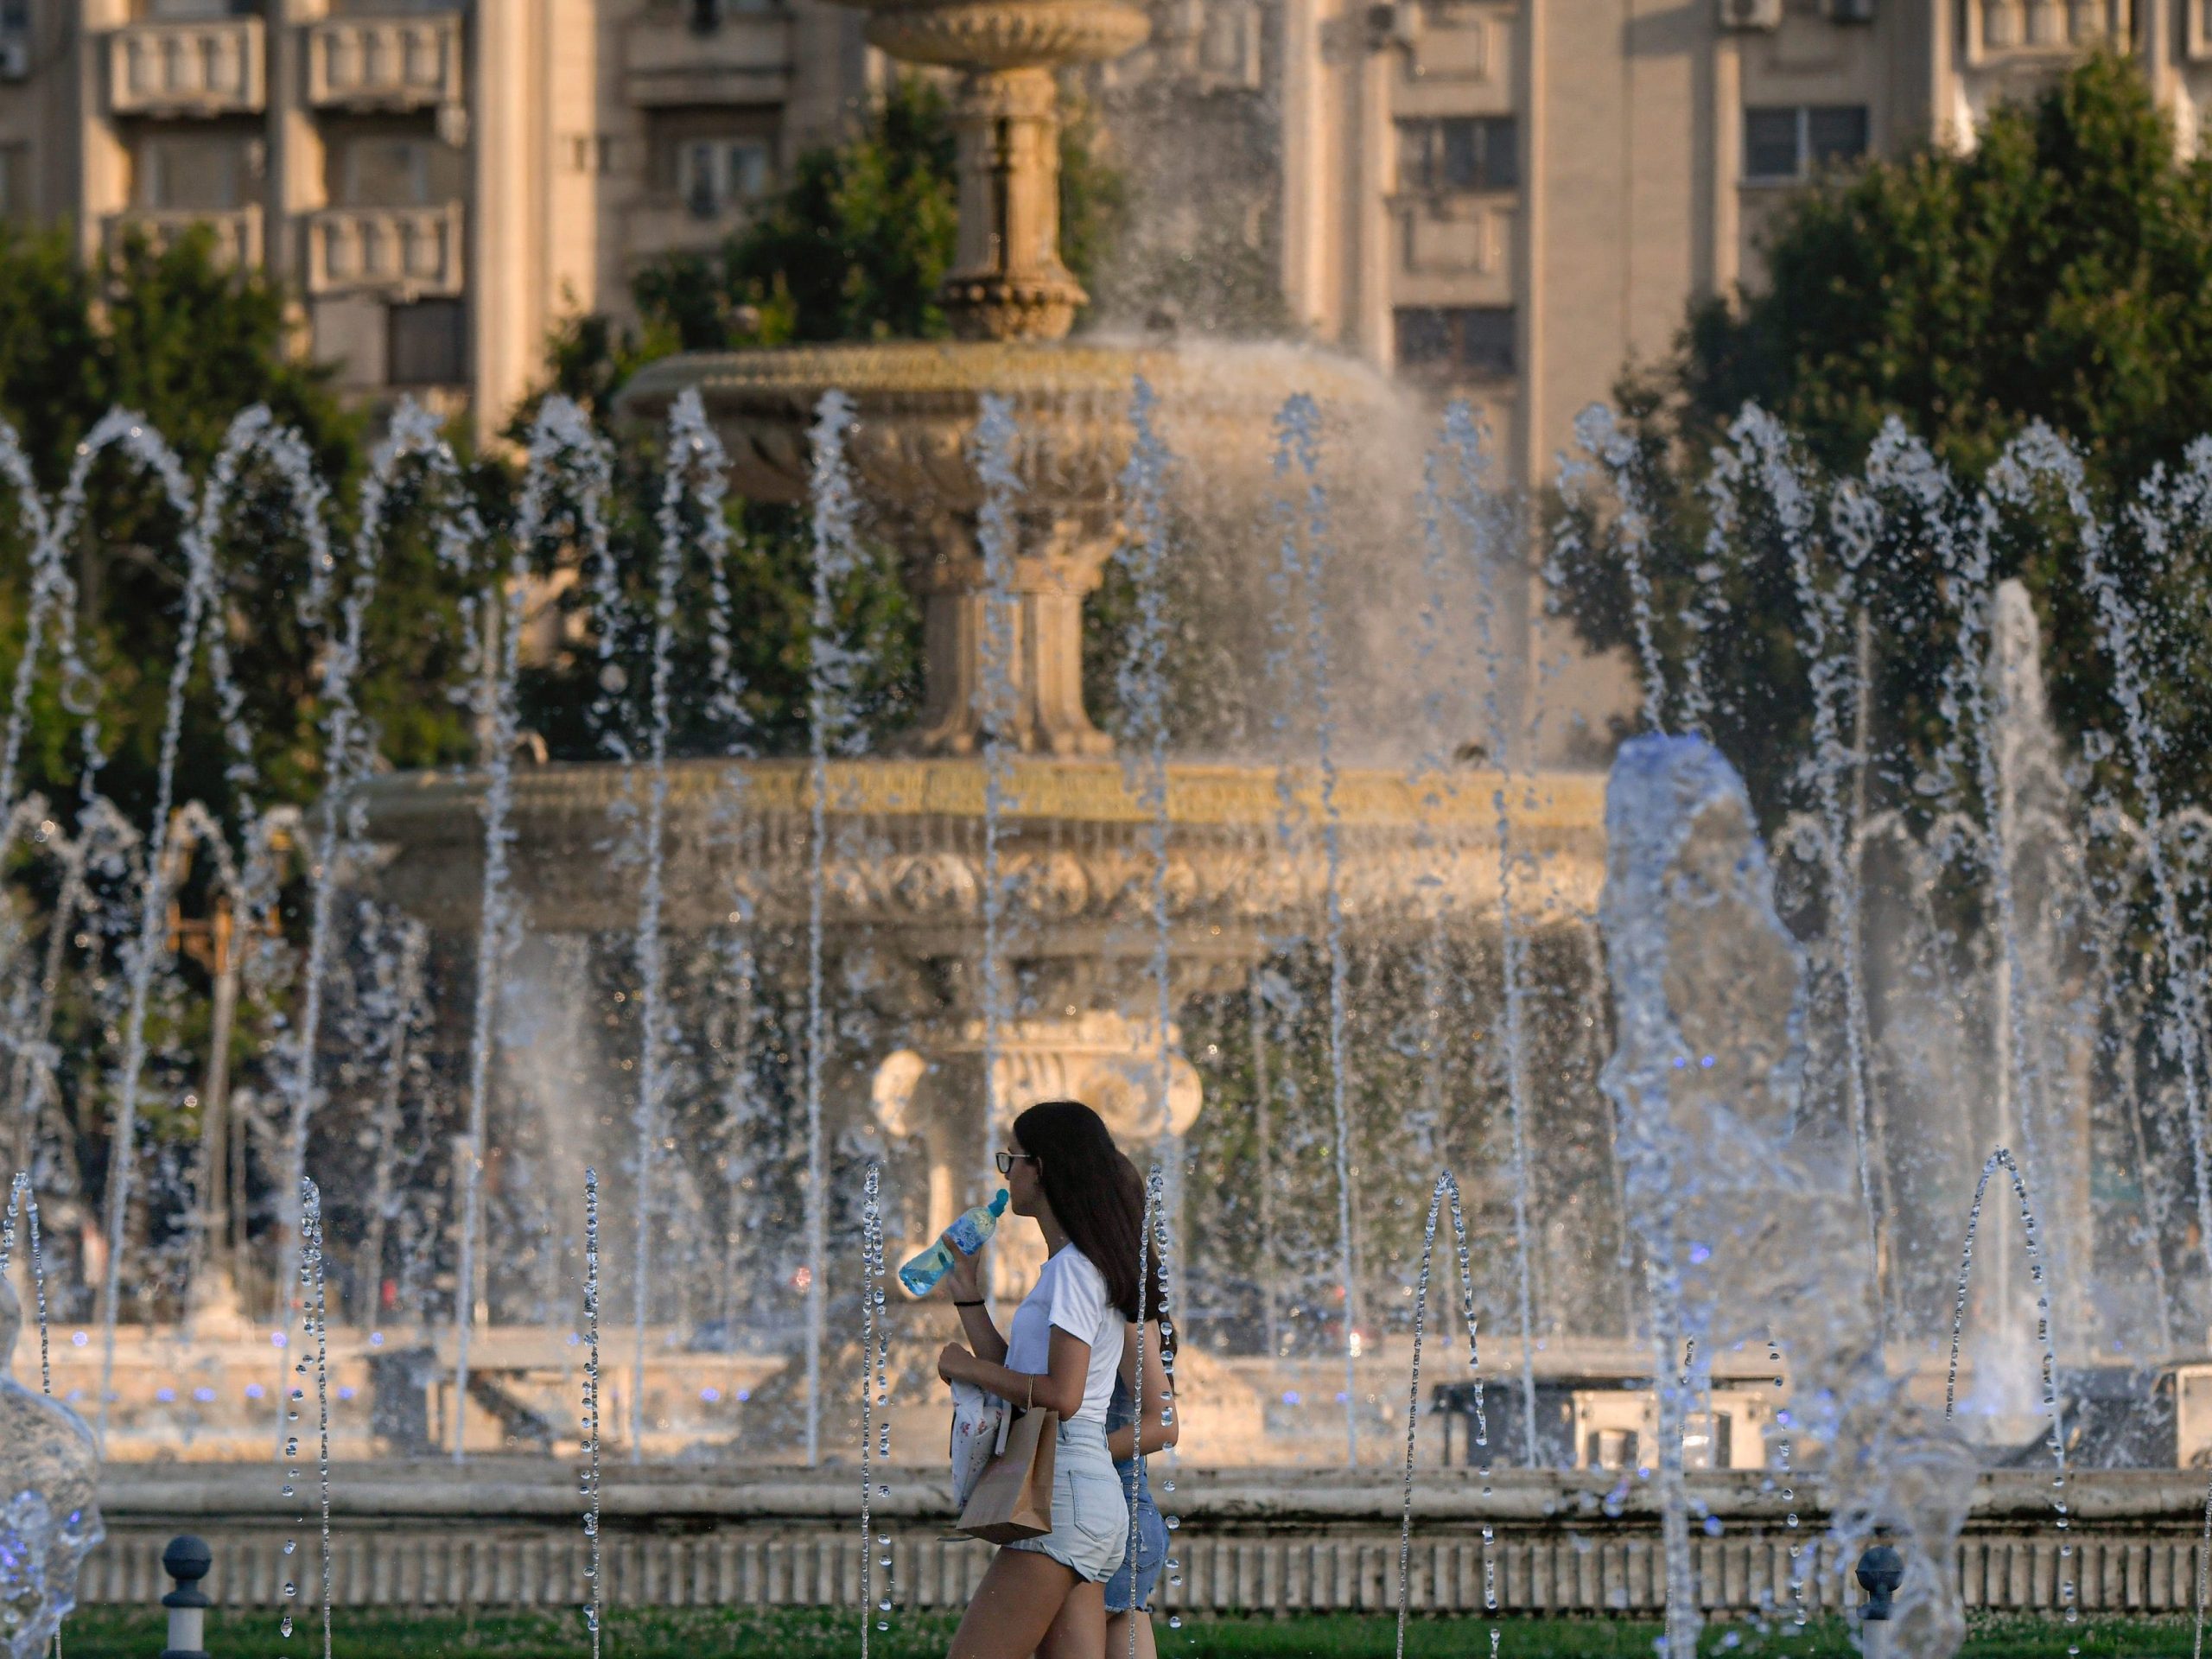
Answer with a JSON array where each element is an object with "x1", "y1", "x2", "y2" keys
[
  {"x1": 1103, "y1": 1155, "x2": 1177, "y2": 1659},
  {"x1": 936, "y1": 1101, "x2": 1141, "y2": 1659}
]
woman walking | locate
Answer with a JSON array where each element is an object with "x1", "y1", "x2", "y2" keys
[{"x1": 934, "y1": 1100, "x2": 1143, "y2": 1659}]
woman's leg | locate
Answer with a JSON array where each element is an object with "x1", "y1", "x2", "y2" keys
[
  {"x1": 1103, "y1": 1609, "x2": 1159, "y2": 1659},
  {"x1": 948, "y1": 1551, "x2": 1081, "y2": 1659},
  {"x1": 1034, "y1": 1578, "x2": 1108, "y2": 1659}
]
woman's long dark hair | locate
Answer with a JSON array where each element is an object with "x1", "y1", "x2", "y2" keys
[{"x1": 1013, "y1": 1100, "x2": 1144, "y2": 1321}]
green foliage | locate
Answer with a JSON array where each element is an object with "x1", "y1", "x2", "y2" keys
[
  {"x1": 1057, "y1": 91, "x2": 1128, "y2": 306},
  {"x1": 1679, "y1": 54, "x2": 2212, "y2": 483},
  {"x1": 0, "y1": 225, "x2": 483, "y2": 823},
  {"x1": 1550, "y1": 55, "x2": 2212, "y2": 821},
  {"x1": 722, "y1": 73, "x2": 959, "y2": 343},
  {"x1": 514, "y1": 486, "x2": 920, "y2": 763}
]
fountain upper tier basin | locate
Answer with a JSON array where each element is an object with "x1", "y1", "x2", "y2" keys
[
  {"x1": 359, "y1": 757, "x2": 1605, "y2": 943},
  {"x1": 614, "y1": 339, "x2": 1404, "y2": 510}
]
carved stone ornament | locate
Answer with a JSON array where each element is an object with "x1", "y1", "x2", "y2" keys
[
  {"x1": 359, "y1": 756, "x2": 1610, "y2": 937},
  {"x1": 0, "y1": 1276, "x2": 104, "y2": 1659}
]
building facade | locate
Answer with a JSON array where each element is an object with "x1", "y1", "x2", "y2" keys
[
  {"x1": 1274, "y1": 0, "x2": 2196, "y2": 496},
  {"x1": 1234, "y1": 0, "x2": 2194, "y2": 751},
  {"x1": 3, "y1": 3, "x2": 2183, "y2": 448},
  {"x1": 0, "y1": 3, "x2": 2187, "y2": 561},
  {"x1": 0, "y1": 0, "x2": 870, "y2": 437}
]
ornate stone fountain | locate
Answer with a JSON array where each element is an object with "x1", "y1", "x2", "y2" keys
[{"x1": 366, "y1": 0, "x2": 1610, "y2": 1269}]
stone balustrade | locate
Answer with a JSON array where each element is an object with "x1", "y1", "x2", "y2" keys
[
  {"x1": 108, "y1": 16, "x2": 264, "y2": 117},
  {"x1": 104, "y1": 206, "x2": 264, "y2": 270},
  {"x1": 79, "y1": 1463, "x2": 2210, "y2": 1618},
  {"x1": 305, "y1": 14, "x2": 463, "y2": 111},
  {"x1": 306, "y1": 203, "x2": 465, "y2": 299},
  {"x1": 1964, "y1": 0, "x2": 2130, "y2": 64}
]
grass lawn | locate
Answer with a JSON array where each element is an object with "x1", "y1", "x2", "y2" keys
[{"x1": 54, "y1": 1606, "x2": 2196, "y2": 1658}]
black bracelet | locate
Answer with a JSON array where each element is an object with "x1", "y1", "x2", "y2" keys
[{"x1": 953, "y1": 1299, "x2": 987, "y2": 1308}]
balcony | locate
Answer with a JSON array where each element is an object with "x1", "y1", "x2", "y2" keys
[
  {"x1": 306, "y1": 14, "x2": 463, "y2": 111},
  {"x1": 306, "y1": 203, "x2": 464, "y2": 299},
  {"x1": 1963, "y1": 0, "x2": 2129, "y2": 67},
  {"x1": 1392, "y1": 194, "x2": 1517, "y2": 305},
  {"x1": 623, "y1": 9, "x2": 789, "y2": 106},
  {"x1": 109, "y1": 16, "x2": 265, "y2": 118},
  {"x1": 105, "y1": 205, "x2": 264, "y2": 269}
]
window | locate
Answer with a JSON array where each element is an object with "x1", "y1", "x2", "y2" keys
[
  {"x1": 1586, "y1": 1427, "x2": 1639, "y2": 1472},
  {"x1": 1398, "y1": 117, "x2": 1517, "y2": 194},
  {"x1": 1808, "y1": 105, "x2": 1871, "y2": 166},
  {"x1": 388, "y1": 297, "x2": 465, "y2": 385},
  {"x1": 1744, "y1": 104, "x2": 1869, "y2": 181},
  {"x1": 339, "y1": 137, "x2": 462, "y2": 207},
  {"x1": 679, "y1": 137, "x2": 772, "y2": 215},
  {"x1": 1395, "y1": 306, "x2": 1516, "y2": 379},
  {"x1": 139, "y1": 135, "x2": 249, "y2": 210},
  {"x1": 144, "y1": 0, "x2": 257, "y2": 16}
]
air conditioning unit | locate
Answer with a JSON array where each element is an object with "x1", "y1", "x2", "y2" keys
[
  {"x1": 1364, "y1": 0, "x2": 1418, "y2": 50},
  {"x1": 0, "y1": 36, "x2": 28, "y2": 81},
  {"x1": 1828, "y1": 0, "x2": 1875, "y2": 21},
  {"x1": 1717, "y1": 0, "x2": 1783, "y2": 28}
]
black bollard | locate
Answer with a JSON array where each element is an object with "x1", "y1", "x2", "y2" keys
[
  {"x1": 1854, "y1": 1536, "x2": 1904, "y2": 1658},
  {"x1": 158, "y1": 1536, "x2": 213, "y2": 1659}
]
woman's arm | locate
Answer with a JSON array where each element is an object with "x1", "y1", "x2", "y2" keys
[
  {"x1": 938, "y1": 1327, "x2": 1090, "y2": 1421},
  {"x1": 1106, "y1": 1320, "x2": 1178, "y2": 1460},
  {"x1": 938, "y1": 1228, "x2": 1007, "y2": 1364}
]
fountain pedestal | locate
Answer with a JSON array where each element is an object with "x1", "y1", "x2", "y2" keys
[
  {"x1": 874, "y1": 1009, "x2": 1202, "y2": 1292},
  {"x1": 909, "y1": 516, "x2": 1116, "y2": 756},
  {"x1": 847, "y1": 0, "x2": 1147, "y2": 341}
]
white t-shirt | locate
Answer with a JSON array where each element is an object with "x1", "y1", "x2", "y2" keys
[{"x1": 1004, "y1": 1245, "x2": 1123, "y2": 1427}]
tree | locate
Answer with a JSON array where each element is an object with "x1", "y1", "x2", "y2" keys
[
  {"x1": 0, "y1": 226, "x2": 480, "y2": 823},
  {"x1": 1550, "y1": 54, "x2": 2212, "y2": 823}
]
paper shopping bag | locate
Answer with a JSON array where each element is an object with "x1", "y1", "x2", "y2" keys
[{"x1": 955, "y1": 1406, "x2": 1058, "y2": 1543}]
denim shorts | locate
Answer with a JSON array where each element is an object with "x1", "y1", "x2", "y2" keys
[
  {"x1": 1002, "y1": 1421, "x2": 1129, "y2": 1583},
  {"x1": 1104, "y1": 1457, "x2": 1166, "y2": 1613}
]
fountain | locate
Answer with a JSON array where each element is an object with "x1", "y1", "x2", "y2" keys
[
  {"x1": 0, "y1": 14, "x2": 2207, "y2": 1638},
  {"x1": 355, "y1": 0, "x2": 1610, "y2": 1459}
]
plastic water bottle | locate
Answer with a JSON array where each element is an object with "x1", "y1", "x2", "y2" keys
[{"x1": 898, "y1": 1190, "x2": 1009, "y2": 1298}]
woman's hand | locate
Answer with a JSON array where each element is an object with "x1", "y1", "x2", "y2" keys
[
  {"x1": 941, "y1": 1230, "x2": 985, "y2": 1302},
  {"x1": 938, "y1": 1341, "x2": 975, "y2": 1386}
]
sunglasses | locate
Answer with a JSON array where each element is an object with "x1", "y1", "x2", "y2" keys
[{"x1": 995, "y1": 1150, "x2": 1039, "y2": 1176}]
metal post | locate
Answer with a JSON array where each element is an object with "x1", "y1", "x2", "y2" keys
[
  {"x1": 1855, "y1": 1535, "x2": 1903, "y2": 1659},
  {"x1": 158, "y1": 1536, "x2": 212, "y2": 1659}
]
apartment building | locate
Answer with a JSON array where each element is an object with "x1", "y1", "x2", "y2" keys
[
  {"x1": 1268, "y1": 0, "x2": 2206, "y2": 493},
  {"x1": 1217, "y1": 0, "x2": 2192, "y2": 752},
  {"x1": 0, "y1": 0, "x2": 870, "y2": 437}
]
